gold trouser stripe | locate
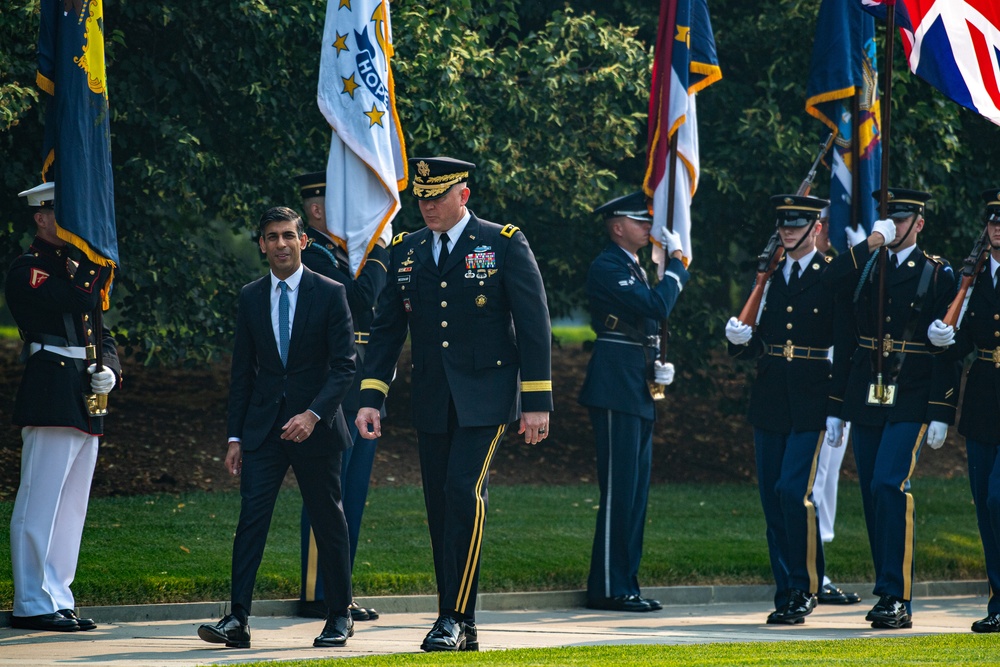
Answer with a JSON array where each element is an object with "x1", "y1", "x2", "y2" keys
[
  {"x1": 521, "y1": 380, "x2": 552, "y2": 392},
  {"x1": 901, "y1": 423, "x2": 927, "y2": 600},
  {"x1": 455, "y1": 424, "x2": 506, "y2": 613},
  {"x1": 803, "y1": 432, "x2": 824, "y2": 594},
  {"x1": 305, "y1": 528, "x2": 319, "y2": 601},
  {"x1": 361, "y1": 378, "x2": 389, "y2": 395}
]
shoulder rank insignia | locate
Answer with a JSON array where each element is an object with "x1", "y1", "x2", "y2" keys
[
  {"x1": 392, "y1": 232, "x2": 409, "y2": 246},
  {"x1": 500, "y1": 224, "x2": 520, "y2": 238}
]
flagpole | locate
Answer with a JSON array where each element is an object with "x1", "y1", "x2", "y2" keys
[
  {"x1": 874, "y1": 0, "x2": 897, "y2": 403},
  {"x1": 652, "y1": 131, "x2": 681, "y2": 400},
  {"x1": 851, "y1": 90, "x2": 862, "y2": 233}
]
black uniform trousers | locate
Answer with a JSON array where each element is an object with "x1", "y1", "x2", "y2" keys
[
  {"x1": 753, "y1": 428, "x2": 825, "y2": 608},
  {"x1": 966, "y1": 438, "x2": 1000, "y2": 615},
  {"x1": 232, "y1": 401, "x2": 352, "y2": 620},
  {"x1": 851, "y1": 421, "x2": 926, "y2": 610},
  {"x1": 417, "y1": 400, "x2": 505, "y2": 619},
  {"x1": 586, "y1": 407, "x2": 653, "y2": 601}
]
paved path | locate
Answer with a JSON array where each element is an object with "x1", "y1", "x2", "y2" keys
[{"x1": 0, "y1": 587, "x2": 990, "y2": 665}]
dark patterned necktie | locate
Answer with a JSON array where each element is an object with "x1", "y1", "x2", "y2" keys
[
  {"x1": 278, "y1": 281, "x2": 289, "y2": 366},
  {"x1": 438, "y1": 235, "x2": 450, "y2": 271}
]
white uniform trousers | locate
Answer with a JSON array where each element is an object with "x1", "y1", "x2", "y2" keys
[
  {"x1": 812, "y1": 423, "x2": 849, "y2": 586},
  {"x1": 10, "y1": 426, "x2": 98, "y2": 616}
]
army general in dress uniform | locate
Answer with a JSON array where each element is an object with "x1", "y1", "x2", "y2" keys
[
  {"x1": 6, "y1": 182, "x2": 119, "y2": 633},
  {"x1": 926, "y1": 189, "x2": 1000, "y2": 633},
  {"x1": 356, "y1": 157, "x2": 553, "y2": 652},
  {"x1": 294, "y1": 170, "x2": 390, "y2": 622},
  {"x1": 832, "y1": 187, "x2": 960, "y2": 629},
  {"x1": 578, "y1": 191, "x2": 688, "y2": 613}
]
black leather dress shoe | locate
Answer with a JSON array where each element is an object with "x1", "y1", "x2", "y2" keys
[
  {"x1": 463, "y1": 620, "x2": 479, "y2": 651},
  {"x1": 348, "y1": 600, "x2": 380, "y2": 621},
  {"x1": 313, "y1": 613, "x2": 354, "y2": 647},
  {"x1": 867, "y1": 595, "x2": 912, "y2": 629},
  {"x1": 197, "y1": 614, "x2": 251, "y2": 648},
  {"x1": 298, "y1": 600, "x2": 327, "y2": 619},
  {"x1": 641, "y1": 597, "x2": 663, "y2": 611},
  {"x1": 971, "y1": 613, "x2": 1000, "y2": 633},
  {"x1": 586, "y1": 595, "x2": 655, "y2": 612},
  {"x1": 11, "y1": 612, "x2": 80, "y2": 632},
  {"x1": 59, "y1": 609, "x2": 96, "y2": 631},
  {"x1": 768, "y1": 590, "x2": 816, "y2": 624},
  {"x1": 817, "y1": 583, "x2": 862, "y2": 605},
  {"x1": 420, "y1": 615, "x2": 466, "y2": 652}
]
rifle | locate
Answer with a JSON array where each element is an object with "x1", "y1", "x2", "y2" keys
[
  {"x1": 943, "y1": 225, "x2": 991, "y2": 327},
  {"x1": 736, "y1": 134, "x2": 833, "y2": 327}
]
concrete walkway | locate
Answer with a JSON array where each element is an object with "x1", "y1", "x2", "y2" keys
[{"x1": 0, "y1": 582, "x2": 991, "y2": 665}]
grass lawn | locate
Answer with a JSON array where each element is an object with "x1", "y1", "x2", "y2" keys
[
  {"x1": 0, "y1": 477, "x2": 984, "y2": 609},
  {"x1": 231, "y1": 635, "x2": 999, "y2": 666}
]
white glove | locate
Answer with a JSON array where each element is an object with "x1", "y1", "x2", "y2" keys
[
  {"x1": 926, "y1": 421, "x2": 948, "y2": 449},
  {"x1": 662, "y1": 228, "x2": 683, "y2": 257},
  {"x1": 824, "y1": 416, "x2": 845, "y2": 448},
  {"x1": 725, "y1": 316, "x2": 753, "y2": 345},
  {"x1": 378, "y1": 222, "x2": 393, "y2": 247},
  {"x1": 871, "y1": 218, "x2": 896, "y2": 247},
  {"x1": 88, "y1": 364, "x2": 116, "y2": 395},
  {"x1": 653, "y1": 360, "x2": 675, "y2": 386},
  {"x1": 845, "y1": 225, "x2": 868, "y2": 248},
  {"x1": 927, "y1": 319, "x2": 955, "y2": 348}
]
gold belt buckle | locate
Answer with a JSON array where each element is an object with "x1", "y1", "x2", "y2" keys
[
  {"x1": 881, "y1": 335, "x2": 893, "y2": 358},
  {"x1": 992, "y1": 347, "x2": 1000, "y2": 368},
  {"x1": 866, "y1": 382, "x2": 897, "y2": 406},
  {"x1": 782, "y1": 342, "x2": 794, "y2": 361}
]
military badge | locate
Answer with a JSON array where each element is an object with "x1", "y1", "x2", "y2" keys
[
  {"x1": 29, "y1": 268, "x2": 49, "y2": 288},
  {"x1": 465, "y1": 270, "x2": 476, "y2": 279},
  {"x1": 476, "y1": 295, "x2": 487, "y2": 308},
  {"x1": 401, "y1": 257, "x2": 414, "y2": 266},
  {"x1": 473, "y1": 245, "x2": 492, "y2": 253},
  {"x1": 403, "y1": 298, "x2": 413, "y2": 312}
]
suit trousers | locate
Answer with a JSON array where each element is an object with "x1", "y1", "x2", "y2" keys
[
  {"x1": 966, "y1": 438, "x2": 1000, "y2": 615},
  {"x1": 300, "y1": 417, "x2": 376, "y2": 602},
  {"x1": 232, "y1": 410, "x2": 352, "y2": 620},
  {"x1": 417, "y1": 408, "x2": 506, "y2": 619},
  {"x1": 852, "y1": 422, "x2": 926, "y2": 608},
  {"x1": 586, "y1": 408, "x2": 653, "y2": 601},
  {"x1": 10, "y1": 426, "x2": 98, "y2": 616},
  {"x1": 753, "y1": 428, "x2": 825, "y2": 607}
]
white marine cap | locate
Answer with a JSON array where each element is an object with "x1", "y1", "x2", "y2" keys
[{"x1": 17, "y1": 182, "x2": 55, "y2": 207}]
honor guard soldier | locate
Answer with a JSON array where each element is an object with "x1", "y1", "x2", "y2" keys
[
  {"x1": 293, "y1": 171, "x2": 390, "y2": 622},
  {"x1": 926, "y1": 189, "x2": 1000, "y2": 633},
  {"x1": 725, "y1": 195, "x2": 891, "y2": 625},
  {"x1": 578, "y1": 191, "x2": 688, "y2": 612},
  {"x1": 355, "y1": 156, "x2": 553, "y2": 652},
  {"x1": 832, "y1": 187, "x2": 960, "y2": 629},
  {"x1": 7, "y1": 182, "x2": 120, "y2": 632}
]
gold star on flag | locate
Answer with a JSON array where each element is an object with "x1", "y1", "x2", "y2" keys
[
  {"x1": 332, "y1": 33, "x2": 349, "y2": 54},
  {"x1": 364, "y1": 104, "x2": 385, "y2": 127},
  {"x1": 341, "y1": 73, "x2": 360, "y2": 98},
  {"x1": 339, "y1": 0, "x2": 351, "y2": 9}
]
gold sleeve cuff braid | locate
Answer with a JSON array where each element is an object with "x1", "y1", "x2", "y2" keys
[
  {"x1": 520, "y1": 380, "x2": 552, "y2": 393},
  {"x1": 361, "y1": 379, "x2": 390, "y2": 395}
]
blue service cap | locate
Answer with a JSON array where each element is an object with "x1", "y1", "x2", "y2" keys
[
  {"x1": 769, "y1": 194, "x2": 829, "y2": 228},
  {"x1": 294, "y1": 171, "x2": 326, "y2": 199},
  {"x1": 872, "y1": 187, "x2": 932, "y2": 219},
  {"x1": 410, "y1": 157, "x2": 476, "y2": 200},
  {"x1": 593, "y1": 191, "x2": 652, "y2": 221}
]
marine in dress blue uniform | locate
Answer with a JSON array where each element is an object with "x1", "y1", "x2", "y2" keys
[
  {"x1": 293, "y1": 171, "x2": 389, "y2": 622},
  {"x1": 725, "y1": 195, "x2": 887, "y2": 624},
  {"x1": 355, "y1": 157, "x2": 553, "y2": 652},
  {"x1": 6, "y1": 182, "x2": 119, "y2": 633},
  {"x1": 926, "y1": 189, "x2": 1000, "y2": 633},
  {"x1": 578, "y1": 191, "x2": 689, "y2": 612},
  {"x1": 833, "y1": 188, "x2": 960, "y2": 629}
]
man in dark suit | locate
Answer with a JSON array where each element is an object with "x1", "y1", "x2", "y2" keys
[
  {"x1": 926, "y1": 189, "x2": 1000, "y2": 633},
  {"x1": 356, "y1": 156, "x2": 553, "y2": 652},
  {"x1": 294, "y1": 171, "x2": 389, "y2": 622},
  {"x1": 197, "y1": 206, "x2": 356, "y2": 649},
  {"x1": 6, "y1": 181, "x2": 119, "y2": 633},
  {"x1": 578, "y1": 191, "x2": 688, "y2": 613},
  {"x1": 832, "y1": 188, "x2": 959, "y2": 629}
]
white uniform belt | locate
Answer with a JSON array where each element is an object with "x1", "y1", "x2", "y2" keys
[{"x1": 29, "y1": 342, "x2": 88, "y2": 360}]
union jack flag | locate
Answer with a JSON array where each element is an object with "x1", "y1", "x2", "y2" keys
[{"x1": 860, "y1": 0, "x2": 1000, "y2": 126}]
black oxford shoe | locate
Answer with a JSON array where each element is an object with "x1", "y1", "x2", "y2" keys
[
  {"x1": 11, "y1": 612, "x2": 79, "y2": 632},
  {"x1": 348, "y1": 599, "x2": 380, "y2": 621},
  {"x1": 197, "y1": 614, "x2": 251, "y2": 648},
  {"x1": 972, "y1": 613, "x2": 1000, "y2": 633},
  {"x1": 765, "y1": 605, "x2": 804, "y2": 625},
  {"x1": 769, "y1": 590, "x2": 816, "y2": 624},
  {"x1": 817, "y1": 583, "x2": 862, "y2": 605},
  {"x1": 58, "y1": 609, "x2": 96, "y2": 631},
  {"x1": 463, "y1": 620, "x2": 479, "y2": 651},
  {"x1": 641, "y1": 596, "x2": 663, "y2": 611},
  {"x1": 867, "y1": 595, "x2": 912, "y2": 629},
  {"x1": 420, "y1": 615, "x2": 466, "y2": 652},
  {"x1": 586, "y1": 595, "x2": 655, "y2": 612},
  {"x1": 313, "y1": 613, "x2": 353, "y2": 647}
]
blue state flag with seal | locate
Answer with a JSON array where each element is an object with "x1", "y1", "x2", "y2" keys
[
  {"x1": 805, "y1": 0, "x2": 882, "y2": 254},
  {"x1": 38, "y1": 0, "x2": 118, "y2": 308}
]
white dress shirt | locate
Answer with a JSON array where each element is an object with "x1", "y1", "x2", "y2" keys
[
  {"x1": 269, "y1": 264, "x2": 304, "y2": 355},
  {"x1": 433, "y1": 210, "x2": 472, "y2": 263}
]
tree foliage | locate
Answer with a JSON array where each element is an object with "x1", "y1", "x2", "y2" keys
[{"x1": 1, "y1": 0, "x2": 1000, "y2": 371}]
